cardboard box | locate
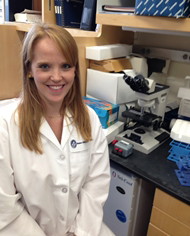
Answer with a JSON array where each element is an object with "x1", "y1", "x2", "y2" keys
[
  {"x1": 83, "y1": 96, "x2": 119, "y2": 129},
  {"x1": 86, "y1": 44, "x2": 132, "y2": 61},
  {"x1": 135, "y1": 0, "x2": 190, "y2": 17},
  {"x1": 89, "y1": 58, "x2": 132, "y2": 72},
  {"x1": 86, "y1": 69, "x2": 137, "y2": 104}
]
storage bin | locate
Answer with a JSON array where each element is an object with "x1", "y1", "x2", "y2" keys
[
  {"x1": 135, "y1": 0, "x2": 190, "y2": 18},
  {"x1": 167, "y1": 140, "x2": 190, "y2": 186}
]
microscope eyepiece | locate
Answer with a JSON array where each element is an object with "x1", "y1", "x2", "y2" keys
[{"x1": 122, "y1": 73, "x2": 150, "y2": 93}]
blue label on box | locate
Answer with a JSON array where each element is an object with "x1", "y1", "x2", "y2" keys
[{"x1": 135, "y1": 0, "x2": 190, "y2": 17}]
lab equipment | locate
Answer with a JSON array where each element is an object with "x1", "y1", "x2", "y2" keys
[
  {"x1": 103, "y1": 161, "x2": 154, "y2": 236},
  {"x1": 112, "y1": 139, "x2": 133, "y2": 158},
  {"x1": 116, "y1": 73, "x2": 170, "y2": 154}
]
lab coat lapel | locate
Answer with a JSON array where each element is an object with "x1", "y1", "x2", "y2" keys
[
  {"x1": 40, "y1": 118, "x2": 62, "y2": 149},
  {"x1": 61, "y1": 115, "x2": 74, "y2": 150}
]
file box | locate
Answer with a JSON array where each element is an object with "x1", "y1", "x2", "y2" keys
[{"x1": 135, "y1": 0, "x2": 190, "y2": 18}]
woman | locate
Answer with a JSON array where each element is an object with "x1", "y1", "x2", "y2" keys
[{"x1": 0, "y1": 23, "x2": 114, "y2": 236}]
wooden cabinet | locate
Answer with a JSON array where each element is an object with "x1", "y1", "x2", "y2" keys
[
  {"x1": 147, "y1": 188, "x2": 190, "y2": 236},
  {"x1": 96, "y1": 13, "x2": 190, "y2": 33},
  {"x1": 0, "y1": 25, "x2": 22, "y2": 99}
]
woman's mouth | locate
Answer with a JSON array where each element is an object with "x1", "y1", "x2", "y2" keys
[{"x1": 47, "y1": 85, "x2": 64, "y2": 91}]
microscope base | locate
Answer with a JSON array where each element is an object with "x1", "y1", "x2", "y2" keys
[{"x1": 116, "y1": 126, "x2": 169, "y2": 154}]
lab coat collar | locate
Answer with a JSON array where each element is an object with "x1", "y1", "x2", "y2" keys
[{"x1": 40, "y1": 112, "x2": 74, "y2": 150}]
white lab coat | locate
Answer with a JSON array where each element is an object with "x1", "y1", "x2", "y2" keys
[{"x1": 0, "y1": 101, "x2": 115, "y2": 236}]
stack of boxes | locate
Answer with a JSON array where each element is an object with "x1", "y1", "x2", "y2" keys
[{"x1": 85, "y1": 43, "x2": 138, "y2": 143}]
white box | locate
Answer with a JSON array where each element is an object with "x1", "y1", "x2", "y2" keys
[
  {"x1": 170, "y1": 119, "x2": 190, "y2": 143},
  {"x1": 86, "y1": 44, "x2": 132, "y2": 61},
  {"x1": 14, "y1": 13, "x2": 41, "y2": 23},
  {"x1": 86, "y1": 69, "x2": 137, "y2": 104}
]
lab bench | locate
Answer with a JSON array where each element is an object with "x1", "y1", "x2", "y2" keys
[
  {"x1": 109, "y1": 138, "x2": 190, "y2": 235},
  {"x1": 109, "y1": 138, "x2": 190, "y2": 205}
]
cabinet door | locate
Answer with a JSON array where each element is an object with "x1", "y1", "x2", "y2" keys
[
  {"x1": 147, "y1": 223, "x2": 169, "y2": 236},
  {"x1": 153, "y1": 189, "x2": 190, "y2": 228},
  {"x1": 42, "y1": 0, "x2": 56, "y2": 23},
  {"x1": 0, "y1": 25, "x2": 22, "y2": 99},
  {"x1": 147, "y1": 189, "x2": 190, "y2": 236},
  {"x1": 150, "y1": 206, "x2": 190, "y2": 236}
]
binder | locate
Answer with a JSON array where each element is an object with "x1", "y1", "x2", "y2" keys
[
  {"x1": 4, "y1": 0, "x2": 32, "y2": 21},
  {"x1": 58, "y1": 0, "x2": 62, "y2": 26},
  {"x1": 54, "y1": 0, "x2": 62, "y2": 26},
  {"x1": 54, "y1": 0, "x2": 58, "y2": 25},
  {"x1": 61, "y1": 0, "x2": 84, "y2": 28},
  {"x1": 80, "y1": 0, "x2": 97, "y2": 31}
]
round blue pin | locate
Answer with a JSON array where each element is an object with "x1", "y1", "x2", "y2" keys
[{"x1": 71, "y1": 140, "x2": 77, "y2": 148}]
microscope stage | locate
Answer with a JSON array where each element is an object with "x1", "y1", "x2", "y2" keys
[
  {"x1": 116, "y1": 126, "x2": 169, "y2": 154},
  {"x1": 122, "y1": 109, "x2": 159, "y2": 127}
]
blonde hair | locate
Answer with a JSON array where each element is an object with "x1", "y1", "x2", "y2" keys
[{"x1": 17, "y1": 22, "x2": 91, "y2": 154}]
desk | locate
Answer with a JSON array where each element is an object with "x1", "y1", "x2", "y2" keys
[{"x1": 109, "y1": 138, "x2": 190, "y2": 205}]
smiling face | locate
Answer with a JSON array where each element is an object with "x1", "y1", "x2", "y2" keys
[{"x1": 30, "y1": 37, "x2": 75, "y2": 110}]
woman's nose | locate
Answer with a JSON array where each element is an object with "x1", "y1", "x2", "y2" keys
[{"x1": 50, "y1": 70, "x2": 62, "y2": 82}]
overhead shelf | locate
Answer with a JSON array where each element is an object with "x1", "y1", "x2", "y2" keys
[
  {"x1": 96, "y1": 13, "x2": 190, "y2": 33},
  {"x1": 1, "y1": 21, "x2": 102, "y2": 37}
]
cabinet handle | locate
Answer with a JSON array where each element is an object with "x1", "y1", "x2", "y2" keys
[{"x1": 48, "y1": 0, "x2": 51, "y2": 10}]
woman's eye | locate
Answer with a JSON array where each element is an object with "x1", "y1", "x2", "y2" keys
[
  {"x1": 62, "y1": 64, "x2": 71, "y2": 69},
  {"x1": 39, "y1": 64, "x2": 49, "y2": 70}
]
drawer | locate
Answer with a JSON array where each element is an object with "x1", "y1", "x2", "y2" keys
[
  {"x1": 153, "y1": 189, "x2": 190, "y2": 227},
  {"x1": 147, "y1": 223, "x2": 169, "y2": 236},
  {"x1": 150, "y1": 206, "x2": 190, "y2": 236}
]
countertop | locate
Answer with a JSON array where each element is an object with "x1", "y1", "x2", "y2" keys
[{"x1": 109, "y1": 138, "x2": 190, "y2": 205}]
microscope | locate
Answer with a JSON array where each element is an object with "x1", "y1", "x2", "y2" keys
[{"x1": 116, "y1": 72, "x2": 170, "y2": 154}]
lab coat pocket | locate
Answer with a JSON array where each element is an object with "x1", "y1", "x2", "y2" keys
[{"x1": 69, "y1": 141, "x2": 90, "y2": 192}]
